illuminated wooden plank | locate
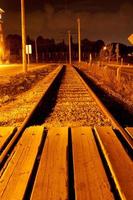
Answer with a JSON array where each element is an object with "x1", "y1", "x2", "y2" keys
[
  {"x1": 71, "y1": 127, "x2": 114, "y2": 200},
  {"x1": 0, "y1": 126, "x2": 44, "y2": 200},
  {"x1": 31, "y1": 127, "x2": 68, "y2": 200},
  {"x1": 0, "y1": 127, "x2": 17, "y2": 152},
  {"x1": 125, "y1": 127, "x2": 133, "y2": 139},
  {"x1": 95, "y1": 126, "x2": 133, "y2": 200}
]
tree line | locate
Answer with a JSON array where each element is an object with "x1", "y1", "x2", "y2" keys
[{"x1": 4, "y1": 34, "x2": 133, "y2": 64}]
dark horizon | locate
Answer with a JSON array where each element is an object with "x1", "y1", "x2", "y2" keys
[
  {"x1": 5, "y1": 32, "x2": 133, "y2": 48},
  {"x1": 6, "y1": 33, "x2": 133, "y2": 65}
]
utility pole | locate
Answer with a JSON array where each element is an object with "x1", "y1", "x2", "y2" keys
[
  {"x1": 68, "y1": 30, "x2": 72, "y2": 65},
  {"x1": 115, "y1": 43, "x2": 119, "y2": 64},
  {"x1": 35, "y1": 38, "x2": 38, "y2": 63},
  {"x1": 21, "y1": 0, "x2": 27, "y2": 72},
  {"x1": 77, "y1": 17, "x2": 81, "y2": 63}
]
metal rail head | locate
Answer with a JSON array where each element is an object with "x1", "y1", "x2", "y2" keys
[
  {"x1": 73, "y1": 65, "x2": 133, "y2": 150},
  {"x1": 0, "y1": 65, "x2": 65, "y2": 167}
]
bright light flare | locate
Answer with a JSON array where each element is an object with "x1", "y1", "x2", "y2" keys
[{"x1": 103, "y1": 46, "x2": 107, "y2": 50}]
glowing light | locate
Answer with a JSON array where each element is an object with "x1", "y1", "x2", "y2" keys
[
  {"x1": 0, "y1": 47, "x2": 4, "y2": 55},
  {"x1": 103, "y1": 46, "x2": 107, "y2": 50},
  {"x1": 0, "y1": 45, "x2": 4, "y2": 64}
]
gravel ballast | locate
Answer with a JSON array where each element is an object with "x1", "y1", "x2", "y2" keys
[
  {"x1": 44, "y1": 66, "x2": 112, "y2": 128},
  {"x1": 0, "y1": 65, "x2": 59, "y2": 126},
  {"x1": 0, "y1": 65, "x2": 112, "y2": 128}
]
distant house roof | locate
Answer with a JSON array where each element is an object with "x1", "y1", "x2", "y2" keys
[{"x1": 0, "y1": 8, "x2": 4, "y2": 13}]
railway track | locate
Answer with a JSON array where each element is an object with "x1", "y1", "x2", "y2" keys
[
  {"x1": 42, "y1": 65, "x2": 112, "y2": 128},
  {"x1": 0, "y1": 64, "x2": 133, "y2": 200}
]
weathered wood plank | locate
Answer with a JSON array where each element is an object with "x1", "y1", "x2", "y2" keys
[
  {"x1": 0, "y1": 127, "x2": 17, "y2": 153},
  {"x1": 95, "y1": 126, "x2": 133, "y2": 200},
  {"x1": 125, "y1": 127, "x2": 133, "y2": 139},
  {"x1": 71, "y1": 127, "x2": 114, "y2": 200},
  {"x1": 31, "y1": 127, "x2": 68, "y2": 200},
  {"x1": 0, "y1": 126, "x2": 44, "y2": 200}
]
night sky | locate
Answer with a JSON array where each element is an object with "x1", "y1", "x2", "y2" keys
[{"x1": 0, "y1": 0, "x2": 133, "y2": 45}]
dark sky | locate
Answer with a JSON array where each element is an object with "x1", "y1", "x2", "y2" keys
[{"x1": 0, "y1": 0, "x2": 133, "y2": 44}]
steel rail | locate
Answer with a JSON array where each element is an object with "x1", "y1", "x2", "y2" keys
[
  {"x1": 0, "y1": 65, "x2": 65, "y2": 167},
  {"x1": 74, "y1": 65, "x2": 133, "y2": 150}
]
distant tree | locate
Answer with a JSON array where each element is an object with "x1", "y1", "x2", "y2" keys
[
  {"x1": 26, "y1": 35, "x2": 34, "y2": 45},
  {"x1": 6, "y1": 34, "x2": 22, "y2": 55},
  {"x1": 81, "y1": 39, "x2": 93, "y2": 52},
  {"x1": 5, "y1": 34, "x2": 22, "y2": 62},
  {"x1": 93, "y1": 40, "x2": 105, "y2": 54},
  {"x1": 36, "y1": 36, "x2": 45, "y2": 47}
]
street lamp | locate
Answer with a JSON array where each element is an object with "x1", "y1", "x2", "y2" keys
[
  {"x1": 21, "y1": 0, "x2": 27, "y2": 72},
  {"x1": 103, "y1": 46, "x2": 107, "y2": 50}
]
